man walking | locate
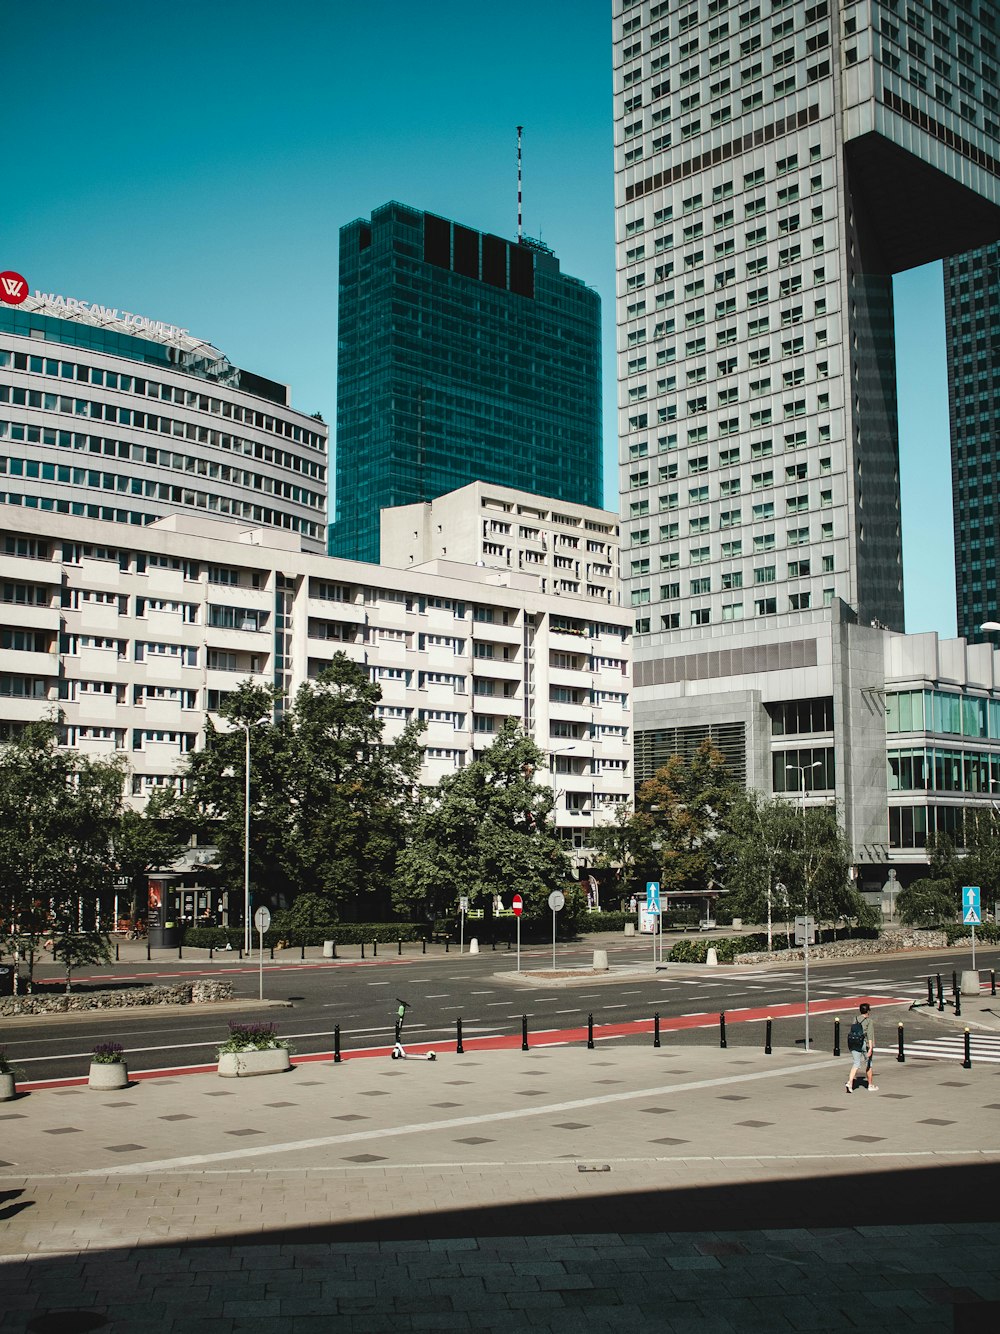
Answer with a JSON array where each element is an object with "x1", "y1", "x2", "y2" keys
[{"x1": 846, "y1": 1001, "x2": 877, "y2": 1093}]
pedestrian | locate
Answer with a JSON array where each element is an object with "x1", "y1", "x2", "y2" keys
[{"x1": 845, "y1": 1001, "x2": 877, "y2": 1093}]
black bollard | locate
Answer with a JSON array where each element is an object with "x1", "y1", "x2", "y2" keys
[
  {"x1": 897, "y1": 1022, "x2": 905, "y2": 1063},
  {"x1": 269, "y1": 945, "x2": 274, "y2": 960},
  {"x1": 361, "y1": 942, "x2": 365, "y2": 960},
  {"x1": 373, "y1": 940, "x2": 377, "y2": 958},
  {"x1": 147, "y1": 942, "x2": 152, "y2": 961},
  {"x1": 521, "y1": 1014, "x2": 529, "y2": 1052},
  {"x1": 115, "y1": 943, "x2": 119, "y2": 961},
  {"x1": 937, "y1": 973, "x2": 944, "y2": 1011},
  {"x1": 765, "y1": 1017, "x2": 772, "y2": 1055},
  {"x1": 719, "y1": 1011, "x2": 727, "y2": 1049},
  {"x1": 992, "y1": 969, "x2": 997, "y2": 997},
  {"x1": 456, "y1": 1018, "x2": 464, "y2": 1054},
  {"x1": 398, "y1": 939, "x2": 402, "y2": 956},
  {"x1": 445, "y1": 938, "x2": 449, "y2": 953},
  {"x1": 209, "y1": 947, "x2": 213, "y2": 961},
  {"x1": 952, "y1": 969, "x2": 959, "y2": 997},
  {"x1": 833, "y1": 1016, "x2": 841, "y2": 1057},
  {"x1": 491, "y1": 939, "x2": 496, "y2": 951},
  {"x1": 422, "y1": 938, "x2": 427, "y2": 955},
  {"x1": 178, "y1": 944, "x2": 183, "y2": 960},
  {"x1": 955, "y1": 987, "x2": 962, "y2": 1018},
  {"x1": 334, "y1": 1024, "x2": 341, "y2": 1064},
  {"x1": 926, "y1": 977, "x2": 934, "y2": 1007},
  {"x1": 300, "y1": 944, "x2": 305, "y2": 961},
  {"x1": 587, "y1": 1013, "x2": 595, "y2": 1050},
  {"x1": 653, "y1": 1012, "x2": 661, "y2": 1048},
  {"x1": 963, "y1": 1028, "x2": 972, "y2": 1069}
]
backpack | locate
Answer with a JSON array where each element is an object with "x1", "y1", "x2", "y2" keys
[{"x1": 847, "y1": 1019, "x2": 866, "y2": 1053}]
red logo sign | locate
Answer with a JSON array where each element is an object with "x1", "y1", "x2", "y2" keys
[
  {"x1": 512, "y1": 894, "x2": 523, "y2": 917},
  {"x1": 0, "y1": 271, "x2": 28, "y2": 305}
]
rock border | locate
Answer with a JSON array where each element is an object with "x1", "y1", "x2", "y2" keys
[{"x1": 0, "y1": 979, "x2": 233, "y2": 1017}]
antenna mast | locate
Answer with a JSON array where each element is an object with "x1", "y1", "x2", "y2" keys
[{"x1": 516, "y1": 125, "x2": 523, "y2": 243}]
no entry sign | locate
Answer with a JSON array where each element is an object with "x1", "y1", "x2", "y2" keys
[{"x1": 512, "y1": 894, "x2": 523, "y2": 917}]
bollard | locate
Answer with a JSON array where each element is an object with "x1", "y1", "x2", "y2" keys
[
  {"x1": 963, "y1": 1028, "x2": 972, "y2": 1069},
  {"x1": 927, "y1": 977, "x2": 934, "y2": 1007},
  {"x1": 300, "y1": 944, "x2": 305, "y2": 961},
  {"x1": 422, "y1": 938, "x2": 427, "y2": 955},
  {"x1": 115, "y1": 943, "x2": 119, "y2": 962},
  {"x1": 765, "y1": 1017, "x2": 772, "y2": 1055},
  {"x1": 955, "y1": 988, "x2": 962, "y2": 1018},
  {"x1": 373, "y1": 940, "x2": 377, "y2": 958},
  {"x1": 334, "y1": 1024, "x2": 341, "y2": 1064},
  {"x1": 361, "y1": 942, "x2": 365, "y2": 960},
  {"x1": 456, "y1": 1018, "x2": 464, "y2": 1054},
  {"x1": 587, "y1": 1013, "x2": 595, "y2": 1050},
  {"x1": 209, "y1": 947, "x2": 213, "y2": 961},
  {"x1": 653, "y1": 1012, "x2": 661, "y2": 1048},
  {"x1": 178, "y1": 944, "x2": 183, "y2": 960},
  {"x1": 833, "y1": 1017, "x2": 841, "y2": 1057},
  {"x1": 937, "y1": 973, "x2": 944, "y2": 1011},
  {"x1": 897, "y1": 1022, "x2": 905, "y2": 1063},
  {"x1": 952, "y1": 969, "x2": 959, "y2": 997},
  {"x1": 492, "y1": 939, "x2": 496, "y2": 951},
  {"x1": 521, "y1": 1014, "x2": 529, "y2": 1052},
  {"x1": 992, "y1": 969, "x2": 997, "y2": 997},
  {"x1": 445, "y1": 938, "x2": 449, "y2": 953},
  {"x1": 269, "y1": 946, "x2": 274, "y2": 961},
  {"x1": 719, "y1": 1011, "x2": 727, "y2": 1049},
  {"x1": 398, "y1": 939, "x2": 403, "y2": 956},
  {"x1": 147, "y1": 942, "x2": 152, "y2": 961}
]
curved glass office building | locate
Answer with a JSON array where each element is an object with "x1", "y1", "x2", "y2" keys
[{"x1": 0, "y1": 290, "x2": 328, "y2": 551}]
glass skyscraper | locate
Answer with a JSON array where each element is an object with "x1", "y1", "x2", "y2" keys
[
  {"x1": 330, "y1": 202, "x2": 603, "y2": 563},
  {"x1": 945, "y1": 240, "x2": 1000, "y2": 642}
]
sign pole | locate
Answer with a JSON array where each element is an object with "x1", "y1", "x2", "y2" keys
[
  {"x1": 552, "y1": 908, "x2": 557, "y2": 971},
  {"x1": 259, "y1": 922, "x2": 264, "y2": 1001},
  {"x1": 547, "y1": 890, "x2": 564, "y2": 971},
  {"x1": 803, "y1": 917, "x2": 810, "y2": 1052},
  {"x1": 254, "y1": 906, "x2": 271, "y2": 1002},
  {"x1": 972, "y1": 923, "x2": 976, "y2": 973},
  {"x1": 517, "y1": 913, "x2": 521, "y2": 973}
]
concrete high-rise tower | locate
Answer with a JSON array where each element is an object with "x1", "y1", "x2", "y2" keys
[
  {"x1": 330, "y1": 202, "x2": 603, "y2": 564},
  {"x1": 613, "y1": 0, "x2": 1000, "y2": 871}
]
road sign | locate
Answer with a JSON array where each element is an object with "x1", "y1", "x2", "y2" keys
[
  {"x1": 794, "y1": 915, "x2": 815, "y2": 945},
  {"x1": 646, "y1": 880, "x2": 661, "y2": 914},
  {"x1": 254, "y1": 906, "x2": 271, "y2": 934},
  {"x1": 963, "y1": 886, "x2": 981, "y2": 925},
  {"x1": 548, "y1": 891, "x2": 565, "y2": 912},
  {"x1": 511, "y1": 894, "x2": 523, "y2": 917},
  {"x1": 459, "y1": 896, "x2": 469, "y2": 912}
]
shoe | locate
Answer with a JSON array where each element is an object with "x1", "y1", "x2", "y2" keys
[
  {"x1": 867, "y1": 1085, "x2": 879, "y2": 1092},
  {"x1": 845, "y1": 1083, "x2": 853, "y2": 1093}
]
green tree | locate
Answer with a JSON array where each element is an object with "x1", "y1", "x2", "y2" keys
[
  {"x1": 637, "y1": 740, "x2": 738, "y2": 895},
  {"x1": 896, "y1": 877, "x2": 956, "y2": 927},
  {"x1": 392, "y1": 721, "x2": 570, "y2": 925},
  {"x1": 590, "y1": 801, "x2": 654, "y2": 901},
  {"x1": 0, "y1": 717, "x2": 125, "y2": 991}
]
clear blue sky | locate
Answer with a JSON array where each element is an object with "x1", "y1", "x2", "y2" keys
[{"x1": 4, "y1": 1, "x2": 955, "y2": 636}]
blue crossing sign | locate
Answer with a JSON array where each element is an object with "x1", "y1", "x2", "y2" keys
[
  {"x1": 646, "y1": 880, "x2": 661, "y2": 914},
  {"x1": 963, "y1": 885, "x2": 981, "y2": 925}
]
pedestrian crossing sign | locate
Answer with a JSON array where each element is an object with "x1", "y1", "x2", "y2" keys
[
  {"x1": 963, "y1": 885, "x2": 981, "y2": 925},
  {"x1": 646, "y1": 881, "x2": 661, "y2": 914}
]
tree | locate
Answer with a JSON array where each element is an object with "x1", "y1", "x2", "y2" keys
[
  {"x1": 637, "y1": 740, "x2": 738, "y2": 895},
  {"x1": 896, "y1": 878, "x2": 956, "y2": 927},
  {"x1": 0, "y1": 717, "x2": 125, "y2": 991},
  {"x1": 590, "y1": 801, "x2": 654, "y2": 900},
  {"x1": 392, "y1": 721, "x2": 571, "y2": 925}
]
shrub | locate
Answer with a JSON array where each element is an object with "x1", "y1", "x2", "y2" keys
[
  {"x1": 218, "y1": 1021, "x2": 286, "y2": 1053},
  {"x1": 943, "y1": 922, "x2": 1000, "y2": 945},
  {"x1": 896, "y1": 878, "x2": 956, "y2": 928},
  {"x1": 91, "y1": 1042, "x2": 124, "y2": 1064}
]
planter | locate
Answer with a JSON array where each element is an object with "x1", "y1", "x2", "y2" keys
[
  {"x1": 0, "y1": 1071, "x2": 16, "y2": 1101},
  {"x1": 217, "y1": 1046, "x2": 291, "y2": 1078},
  {"x1": 88, "y1": 1061, "x2": 128, "y2": 1090}
]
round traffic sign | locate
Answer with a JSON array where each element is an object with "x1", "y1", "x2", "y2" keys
[
  {"x1": 254, "y1": 906, "x2": 271, "y2": 934},
  {"x1": 511, "y1": 894, "x2": 523, "y2": 917},
  {"x1": 548, "y1": 891, "x2": 565, "y2": 913}
]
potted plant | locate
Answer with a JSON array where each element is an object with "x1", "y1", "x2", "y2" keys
[
  {"x1": 217, "y1": 1021, "x2": 291, "y2": 1078},
  {"x1": 0, "y1": 1047, "x2": 20, "y2": 1102},
  {"x1": 88, "y1": 1042, "x2": 129, "y2": 1090}
]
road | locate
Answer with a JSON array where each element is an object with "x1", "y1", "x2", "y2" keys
[{"x1": 3, "y1": 935, "x2": 997, "y2": 1084}]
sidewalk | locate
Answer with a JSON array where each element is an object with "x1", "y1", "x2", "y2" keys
[{"x1": 2, "y1": 1040, "x2": 999, "y2": 1331}]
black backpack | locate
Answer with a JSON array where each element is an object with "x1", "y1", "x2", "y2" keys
[{"x1": 847, "y1": 1019, "x2": 866, "y2": 1052}]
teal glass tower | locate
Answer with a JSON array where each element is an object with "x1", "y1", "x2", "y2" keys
[
  {"x1": 330, "y1": 202, "x2": 603, "y2": 563},
  {"x1": 945, "y1": 241, "x2": 1000, "y2": 643}
]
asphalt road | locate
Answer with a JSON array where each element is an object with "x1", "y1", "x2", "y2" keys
[{"x1": 4, "y1": 935, "x2": 998, "y2": 1083}]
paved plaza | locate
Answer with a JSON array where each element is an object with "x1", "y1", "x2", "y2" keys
[{"x1": 1, "y1": 1027, "x2": 999, "y2": 1332}]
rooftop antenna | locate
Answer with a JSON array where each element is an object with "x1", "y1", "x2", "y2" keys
[{"x1": 516, "y1": 125, "x2": 523, "y2": 243}]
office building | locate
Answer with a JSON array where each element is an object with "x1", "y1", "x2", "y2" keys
[
  {"x1": 381, "y1": 481, "x2": 621, "y2": 605},
  {"x1": 945, "y1": 240, "x2": 1000, "y2": 642},
  {"x1": 613, "y1": 0, "x2": 1000, "y2": 878},
  {"x1": 331, "y1": 202, "x2": 603, "y2": 564},
  {"x1": 0, "y1": 510, "x2": 632, "y2": 862},
  {"x1": 0, "y1": 284, "x2": 328, "y2": 552}
]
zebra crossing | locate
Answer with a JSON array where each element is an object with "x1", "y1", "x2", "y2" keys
[{"x1": 902, "y1": 1032, "x2": 1000, "y2": 1064}]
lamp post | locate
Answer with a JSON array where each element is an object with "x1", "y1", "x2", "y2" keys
[
  {"x1": 785, "y1": 759, "x2": 823, "y2": 1053},
  {"x1": 981, "y1": 623, "x2": 1000, "y2": 924},
  {"x1": 235, "y1": 715, "x2": 268, "y2": 955}
]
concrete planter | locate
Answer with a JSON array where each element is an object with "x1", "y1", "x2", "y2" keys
[
  {"x1": 0, "y1": 1071, "x2": 16, "y2": 1101},
  {"x1": 217, "y1": 1046, "x2": 291, "y2": 1078},
  {"x1": 88, "y1": 1061, "x2": 128, "y2": 1091}
]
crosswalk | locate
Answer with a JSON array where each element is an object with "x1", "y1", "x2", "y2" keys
[{"x1": 902, "y1": 1033, "x2": 1000, "y2": 1064}]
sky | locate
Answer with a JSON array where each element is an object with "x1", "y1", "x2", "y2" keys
[{"x1": 4, "y1": 0, "x2": 956, "y2": 636}]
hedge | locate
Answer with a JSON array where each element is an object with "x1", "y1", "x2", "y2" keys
[
  {"x1": 943, "y1": 922, "x2": 1000, "y2": 945},
  {"x1": 182, "y1": 923, "x2": 440, "y2": 950}
]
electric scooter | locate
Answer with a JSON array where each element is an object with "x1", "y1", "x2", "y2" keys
[{"x1": 391, "y1": 998, "x2": 436, "y2": 1060}]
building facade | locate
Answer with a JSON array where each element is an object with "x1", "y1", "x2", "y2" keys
[
  {"x1": 0, "y1": 511, "x2": 632, "y2": 857},
  {"x1": 614, "y1": 0, "x2": 1000, "y2": 879},
  {"x1": 381, "y1": 482, "x2": 621, "y2": 606},
  {"x1": 0, "y1": 288, "x2": 328, "y2": 552},
  {"x1": 945, "y1": 239, "x2": 1000, "y2": 643},
  {"x1": 330, "y1": 202, "x2": 603, "y2": 564}
]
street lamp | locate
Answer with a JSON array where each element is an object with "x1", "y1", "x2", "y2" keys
[
  {"x1": 234, "y1": 715, "x2": 268, "y2": 954},
  {"x1": 785, "y1": 759, "x2": 823, "y2": 1054}
]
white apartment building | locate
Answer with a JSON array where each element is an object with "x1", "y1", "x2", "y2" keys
[
  {"x1": 0, "y1": 511, "x2": 632, "y2": 854},
  {"x1": 380, "y1": 481, "x2": 621, "y2": 605}
]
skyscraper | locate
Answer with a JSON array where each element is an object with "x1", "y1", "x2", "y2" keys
[
  {"x1": 613, "y1": 0, "x2": 1000, "y2": 873},
  {"x1": 945, "y1": 239, "x2": 1000, "y2": 642},
  {"x1": 330, "y1": 202, "x2": 603, "y2": 564}
]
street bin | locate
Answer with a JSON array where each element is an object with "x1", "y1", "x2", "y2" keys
[
  {"x1": 148, "y1": 923, "x2": 182, "y2": 949},
  {"x1": 0, "y1": 964, "x2": 15, "y2": 995}
]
